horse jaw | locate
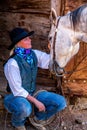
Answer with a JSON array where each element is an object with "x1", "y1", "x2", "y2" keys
[{"x1": 55, "y1": 42, "x2": 80, "y2": 68}]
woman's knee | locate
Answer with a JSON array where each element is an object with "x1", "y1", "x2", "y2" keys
[
  {"x1": 4, "y1": 95, "x2": 32, "y2": 117},
  {"x1": 56, "y1": 95, "x2": 67, "y2": 111},
  {"x1": 16, "y1": 98, "x2": 32, "y2": 117},
  {"x1": 48, "y1": 93, "x2": 67, "y2": 111},
  {"x1": 19, "y1": 104, "x2": 32, "y2": 117}
]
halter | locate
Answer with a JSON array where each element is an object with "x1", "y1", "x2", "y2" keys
[{"x1": 52, "y1": 16, "x2": 65, "y2": 77}]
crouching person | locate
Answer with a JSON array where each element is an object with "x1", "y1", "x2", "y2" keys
[{"x1": 4, "y1": 27, "x2": 67, "y2": 130}]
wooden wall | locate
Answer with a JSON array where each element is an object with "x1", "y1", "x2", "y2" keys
[
  {"x1": 0, "y1": 0, "x2": 61, "y2": 92},
  {"x1": 0, "y1": 0, "x2": 52, "y2": 61}
]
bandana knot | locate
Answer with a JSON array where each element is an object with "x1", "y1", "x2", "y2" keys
[{"x1": 14, "y1": 47, "x2": 34, "y2": 66}]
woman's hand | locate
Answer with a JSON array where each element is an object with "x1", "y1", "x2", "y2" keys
[
  {"x1": 33, "y1": 99, "x2": 46, "y2": 112},
  {"x1": 27, "y1": 94, "x2": 45, "y2": 112}
]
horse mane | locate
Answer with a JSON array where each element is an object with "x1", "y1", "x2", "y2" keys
[{"x1": 69, "y1": 4, "x2": 87, "y2": 30}]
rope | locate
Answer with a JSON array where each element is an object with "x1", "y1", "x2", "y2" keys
[{"x1": 29, "y1": 90, "x2": 57, "y2": 130}]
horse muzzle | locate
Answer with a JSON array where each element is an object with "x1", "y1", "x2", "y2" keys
[{"x1": 49, "y1": 60, "x2": 64, "y2": 77}]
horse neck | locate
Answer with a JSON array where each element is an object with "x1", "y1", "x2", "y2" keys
[
  {"x1": 64, "y1": 13, "x2": 87, "y2": 44},
  {"x1": 73, "y1": 7, "x2": 87, "y2": 43}
]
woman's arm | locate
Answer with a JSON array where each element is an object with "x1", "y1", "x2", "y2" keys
[
  {"x1": 33, "y1": 49, "x2": 50, "y2": 69},
  {"x1": 27, "y1": 94, "x2": 45, "y2": 112}
]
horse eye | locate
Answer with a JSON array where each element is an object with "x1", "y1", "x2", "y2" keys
[{"x1": 48, "y1": 36, "x2": 52, "y2": 41}]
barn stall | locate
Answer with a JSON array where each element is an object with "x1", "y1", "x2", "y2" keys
[{"x1": 0, "y1": 0, "x2": 87, "y2": 111}]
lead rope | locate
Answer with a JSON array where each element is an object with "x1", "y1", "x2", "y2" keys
[{"x1": 29, "y1": 90, "x2": 58, "y2": 130}]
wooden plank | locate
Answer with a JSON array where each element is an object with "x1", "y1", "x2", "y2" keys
[
  {"x1": 65, "y1": 0, "x2": 87, "y2": 13},
  {"x1": 36, "y1": 68, "x2": 57, "y2": 88},
  {"x1": 51, "y1": 0, "x2": 62, "y2": 16},
  {"x1": 0, "y1": 0, "x2": 51, "y2": 14},
  {"x1": 0, "y1": 99, "x2": 4, "y2": 111}
]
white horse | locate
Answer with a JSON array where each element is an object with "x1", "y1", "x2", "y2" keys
[{"x1": 48, "y1": 4, "x2": 87, "y2": 76}]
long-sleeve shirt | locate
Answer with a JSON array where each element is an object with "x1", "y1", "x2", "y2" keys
[{"x1": 4, "y1": 50, "x2": 50, "y2": 98}]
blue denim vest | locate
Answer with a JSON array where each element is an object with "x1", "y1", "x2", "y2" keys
[{"x1": 13, "y1": 50, "x2": 38, "y2": 95}]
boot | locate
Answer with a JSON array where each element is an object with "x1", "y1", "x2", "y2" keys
[{"x1": 15, "y1": 126, "x2": 26, "y2": 130}]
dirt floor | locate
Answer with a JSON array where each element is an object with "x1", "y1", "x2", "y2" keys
[
  {"x1": 0, "y1": 62, "x2": 87, "y2": 130},
  {"x1": 0, "y1": 106, "x2": 87, "y2": 130}
]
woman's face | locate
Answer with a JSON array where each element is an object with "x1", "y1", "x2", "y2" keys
[{"x1": 17, "y1": 36, "x2": 32, "y2": 49}]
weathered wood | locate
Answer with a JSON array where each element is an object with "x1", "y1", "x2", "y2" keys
[
  {"x1": 0, "y1": 100, "x2": 4, "y2": 111},
  {"x1": 0, "y1": 0, "x2": 51, "y2": 13},
  {"x1": 36, "y1": 68, "x2": 57, "y2": 91},
  {"x1": 0, "y1": 0, "x2": 52, "y2": 62},
  {"x1": 65, "y1": 0, "x2": 87, "y2": 13},
  {"x1": 0, "y1": 91, "x2": 6, "y2": 111}
]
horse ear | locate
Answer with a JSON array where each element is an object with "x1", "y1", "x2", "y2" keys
[{"x1": 51, "y1": 8, "x2": 57, "y2": 25}]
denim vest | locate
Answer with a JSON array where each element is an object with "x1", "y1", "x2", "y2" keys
[{"x1": 13, "y1": 50, "x2": 38, "y2": 95}]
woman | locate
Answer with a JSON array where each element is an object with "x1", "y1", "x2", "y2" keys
[{"x1": 4, "y1": 27, "x2": 67, "y2": 130}]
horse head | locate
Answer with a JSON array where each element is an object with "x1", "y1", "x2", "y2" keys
[{"x1": 48, "y1": 7, "x2": 86, "y2": 76}]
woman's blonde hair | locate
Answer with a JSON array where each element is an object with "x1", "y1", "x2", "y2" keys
[
  {"x1": 9, "y1": 43, "x2": 19, "y2": 56},
  {"x1": 9, "y1": 48, "x2": 15, "y2": 56}
]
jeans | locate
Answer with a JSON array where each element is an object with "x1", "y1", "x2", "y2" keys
[{"x1": 4, "y1": 91, "x2": 67, "y2": 127}]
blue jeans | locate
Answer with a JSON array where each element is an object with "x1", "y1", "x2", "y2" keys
[{"x1": 4, "y1": 91, "x2": 67, "y2": 127}]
